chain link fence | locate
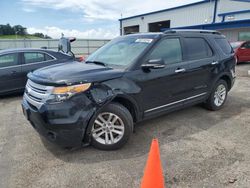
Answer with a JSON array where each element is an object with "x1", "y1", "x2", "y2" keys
[{"x1": 0, "y1": 39, "x2": 110, "y2": 57}]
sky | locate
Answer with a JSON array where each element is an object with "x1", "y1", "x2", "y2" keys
[{"x1": 0, "y1": 0, "x2": 202, "y2": 39}]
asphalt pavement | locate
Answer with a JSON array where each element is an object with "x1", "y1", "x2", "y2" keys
[{"x1": 0, "y1": 63, "x2": 250, "y2": 188}]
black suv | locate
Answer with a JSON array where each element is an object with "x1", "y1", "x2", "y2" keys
[{"x1": 22, "y1": 30, "x2": 236, "y2": 150}]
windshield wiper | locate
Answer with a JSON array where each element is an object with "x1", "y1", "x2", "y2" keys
[{"x1": 85, "y1": 61, "x2": 107, "y2": 67}]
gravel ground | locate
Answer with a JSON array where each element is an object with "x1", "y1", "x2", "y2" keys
[{"x1": 0, "y1": 63, "x2": 250, "y2": 188}]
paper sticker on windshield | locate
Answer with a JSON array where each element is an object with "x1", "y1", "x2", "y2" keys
[{"x1": 135, "y1": 38, "x2": 153, "y2": 43}]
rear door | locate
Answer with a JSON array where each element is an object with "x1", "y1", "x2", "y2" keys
[
  {"x1": 181, "y1": 36, "x2": 216, "y2": 101},
  {"x1": 0, "y1": 53, "x2": 23, "y2": 93},
  {"x1": 21, "y1": 51, "x2": 56, "y2": 86}
]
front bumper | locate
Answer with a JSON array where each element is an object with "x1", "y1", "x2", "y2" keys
[{"x1": 22, "y1": 94, "x2": 95, "y2": 148}]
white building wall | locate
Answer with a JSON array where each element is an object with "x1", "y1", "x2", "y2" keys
[
  {"x1": 121, "y1": 2, "x2": 214, "y2": 34},
  {"x1": 220, "y1": 28, "x2": 250, "y2": 42},
  {"x1": 121, "y1": 0, "x2": 250, "y2": 33},
  {"x1": 216, "y1": 0, "x2": 250, "y2": 22},
  {"x1": 216, "y1": 0, "x2": 250, "y2": 14},
  {"x1": 224, "y1": 13, "x2": 250, "y2": 22},
  {"x1": 121, "y1": 0, "x2": 250, "y2": 41}
]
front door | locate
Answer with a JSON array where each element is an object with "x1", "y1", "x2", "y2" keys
[{"x1": 131, "y1": 37, "x2": 192, "y2": 117}]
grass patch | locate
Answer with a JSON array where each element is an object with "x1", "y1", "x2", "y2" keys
[{"x1": 0, "y1": 35, "x2": 42, "y2": 39}]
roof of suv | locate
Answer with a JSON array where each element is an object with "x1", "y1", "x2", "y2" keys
[
  {"x1": 123, "y1": 29, "x2": 222, "y2": 39},
  {"x1": 163, "y1": 29, "x2": 221, "y2": 35},
  {"x1": 122, "y1": 32, "x2": 162, "y2": 39}
]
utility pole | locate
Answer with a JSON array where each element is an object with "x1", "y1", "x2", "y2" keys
[{"x1": 120, "y1": 13, "x2": 123, "y2": 36}]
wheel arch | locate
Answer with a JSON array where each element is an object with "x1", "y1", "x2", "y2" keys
[
  {"x1": 82, "y1": 93, "x2": 140, "y2": 145},
  {"x1": 111, "y1": 94, "x2": 140, "y2": 123},
  {"x1": 211, "y1": 72, "x2": 233, "y2": 92},
  {"x1": 220, "y1": 74, "x2": 232, "y2": 90}
]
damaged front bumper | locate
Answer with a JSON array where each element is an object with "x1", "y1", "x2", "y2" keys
[{"x1": 22, "y1": 93, "x2": 96, "y2": 148}]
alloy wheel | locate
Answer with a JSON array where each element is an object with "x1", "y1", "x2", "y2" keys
[
  {"x1": 91, "y1": 112, "x2": 125, "y2": 145},
  {"x1": 214, "y1": 84, "x2": 226, "y2": 107}
]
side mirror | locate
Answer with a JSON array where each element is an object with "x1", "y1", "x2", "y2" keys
[
  {"x1": 141, "y1": 59, "x2": 165, "y2": 71},
  {"x1": 58, "y1": 36, "x2": 76, "y2": 58},
  {"x1": 58, "y1": 37, "x2": 71, "y2": 53}
]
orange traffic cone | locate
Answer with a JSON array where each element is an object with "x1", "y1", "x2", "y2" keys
[{"x1": 141, "y1": 139, "x2": 165, "y2": 188}]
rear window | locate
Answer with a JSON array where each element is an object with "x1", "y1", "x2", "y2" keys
[
  {"x1": 215, "y1": 38, "x2": 233, "y2": 55},
  {"x1": 45, "y1": 54, "x2": 54, "y2": 60},
  {"x1": 184, "y1": 37, "x2": 213, "y2": 60},
  {"x1": 230, "y1": 42, "x2": 242, "y2": 49},
  {"x1": 242, "y1": 42, "x2": 250, "y2": 49},
  {"x1": 24, "y1": 52, "x2": 54, "y2": 64}
]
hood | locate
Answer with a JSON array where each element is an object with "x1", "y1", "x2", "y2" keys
[{"x1": 28, "y1": 61, "x2": 124, "y2": 85}]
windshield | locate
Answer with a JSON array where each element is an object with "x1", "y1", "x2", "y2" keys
[
  {"x1": 230, "y1": 42, "x2": 242, "y2": 49},
  {"x1": 86, "y1": 36, "x2": 153, "y2": 68}
]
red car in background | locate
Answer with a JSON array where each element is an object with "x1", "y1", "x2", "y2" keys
[{"x1": 231, "y1": 41, "x2": 250, "y2": 64}]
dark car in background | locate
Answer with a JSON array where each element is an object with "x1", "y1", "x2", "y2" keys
[
  {"x1": 231, "y1": 41, "x2": 250, "y2": 64},
  {"x1": 0, "y1": 37, "x2": 78, "y2": 95},
  {"x1": 0, "y1": 48, "x2": 73, "y2": 94}
]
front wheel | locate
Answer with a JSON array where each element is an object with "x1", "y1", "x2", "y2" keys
[
  {"x1": 204, "y1": 79, "x2": 228, "y2": 111},
  {"x1": 90, "y1": 103, "x2": 133, "y2": 150}
]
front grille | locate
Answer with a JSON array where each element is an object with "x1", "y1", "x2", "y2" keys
[{"x1": 24, "y1": 79, "x2": 54, "y2": 109}]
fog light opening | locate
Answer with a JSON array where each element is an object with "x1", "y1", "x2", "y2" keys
[{"x1": 47, "y1": 132, "x2": 56, "y2": 140}]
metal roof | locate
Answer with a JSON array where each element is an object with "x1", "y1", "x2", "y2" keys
[{"x1": 119, "y1": 0, "x2": 212, "y2": 21}]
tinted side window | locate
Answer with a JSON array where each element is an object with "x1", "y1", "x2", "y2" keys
[
  {"x1": 184, "y1": 38, "x2": 213, "y2": 60},
  {"x1": 0, "y1": 53, "x2": 19, "y2": 68},
  {"x1": 45, "y1": 54, "x2": 54, "y2": 60},
  {"x1": 149, "y1": 38, "x2": 182, "y2": 65},
  {"x1": 242, "y1": 42, "x2": 250, "y2": 49},
  {"x1": 215, "y1": 38, "x2": 233, "y2": 54},
  {"x1": 24, "y1": 52, "x2": 46, "y2": 64}
]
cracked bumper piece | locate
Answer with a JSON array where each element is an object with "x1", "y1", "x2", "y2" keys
[{"x1": 22, "y1": 94, "x2": 95, "y2": 148}]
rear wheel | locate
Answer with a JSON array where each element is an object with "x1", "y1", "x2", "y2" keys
[
  {"x1": 204, "y1": 79, "x2": 228, "y2": 111},
  {"x1": 90, "y1": 103, "x2": 133, "y2": 150},
  {"x1": 236, "y1": 56, "x2": 239, "y2": 64}
]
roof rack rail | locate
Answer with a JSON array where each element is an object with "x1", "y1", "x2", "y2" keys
[
  {"x1": 163, "y1": 29, "x2": 221, "y2": 35},
  {"x1": 163, "y1": 29, "x2": 176, "y2": 34}
]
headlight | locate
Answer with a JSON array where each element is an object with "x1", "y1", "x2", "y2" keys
[{"x1": 52, "y1": 83, "x2": 91, "y2": 101}]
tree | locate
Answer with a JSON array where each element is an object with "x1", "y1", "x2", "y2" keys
[
  {"x1": 13, "y1": 25, "x2": 27, "y2": 35},
  {"x1": 33, "y1": 32, "x2": 45, "y2": 38},
  {"x1": 0, "y1": 23, "x2": 15, "y2": 35},
  {"x1": 0, "y1": 23, "x2": 51, "y2": 38}
]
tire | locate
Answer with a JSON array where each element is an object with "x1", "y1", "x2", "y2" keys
[
  {"x1": 204, "y1": 79, "x2": 228, "y2": 111},
  {"x1": 90, "y1": 103, "x2": 133, "y2": 150},
  {"x1": 236, "y1": 56, "x2": 239, "y2": 64}
]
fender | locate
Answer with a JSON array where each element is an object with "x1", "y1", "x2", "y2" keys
[
  {"x1": 82, "y1": 78, "x2": 142, "y2": 145},
  {"x1": 210, "y1": 71, "x2": 234, "y2": 92}
]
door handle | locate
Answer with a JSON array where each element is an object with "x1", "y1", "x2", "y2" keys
[
  {"x1": 211, "y1": 61, "x2": 219, "y2": 65},
  {"x1": 175, "y1": 68, "x2": 186, "y2": 73},
  {"x1": 11, "y1": 71, "x2": 17, "y2": 75}
]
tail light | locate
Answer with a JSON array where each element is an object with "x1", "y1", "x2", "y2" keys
[{"x1": 78, "y1": 56, "x2": 85, "y2": 62}]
